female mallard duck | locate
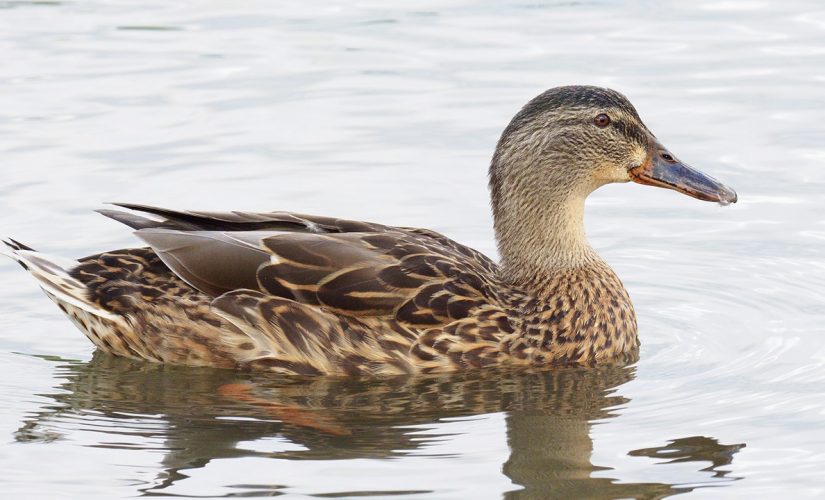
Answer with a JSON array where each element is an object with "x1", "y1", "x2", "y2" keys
[{"x1": 2, "y1": 86, "x2": 736, "y2": 376}]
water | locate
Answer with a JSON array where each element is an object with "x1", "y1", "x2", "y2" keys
[{"x1": 0, "y1": 0, "x2": 824, "y2": 497}]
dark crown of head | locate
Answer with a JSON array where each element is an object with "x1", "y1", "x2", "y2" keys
[{"x1": 511, "y1": 85, "x2": 641, "y2": 129}]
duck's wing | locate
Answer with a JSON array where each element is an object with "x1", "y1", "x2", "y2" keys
[
  {"x1": 102, "y1": 203, "x2": 502, "y2": 323},
  {"x1": 132, "y1": 225, "x2": 501, "y2": 328},
  {"x1": 261, "y1": 228, "x2": 500, "y2": 324}
]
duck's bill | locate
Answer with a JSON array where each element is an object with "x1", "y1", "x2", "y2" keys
[{"x1": 629, "y1": 153, "x2": 738, "y2": 205}]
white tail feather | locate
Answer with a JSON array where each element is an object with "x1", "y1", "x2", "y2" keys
[{"x1": 2, "y1": 243, "x2": 119, "y2": 321}]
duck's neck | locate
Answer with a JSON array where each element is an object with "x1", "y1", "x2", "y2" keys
[
  {"x1": 494, "y1": 191, "x2": 601, "y2": 291},
  {"x1": 493, "y1": 189, "x2": 639, "y2": 364}
]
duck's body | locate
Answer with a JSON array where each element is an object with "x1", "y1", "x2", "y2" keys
[
  {"x1": 3, "y1": 206, "x2": 637, "y2": 375},
  {"x1": 2, "y1": 86, "x2": 735, "y2": 376}
]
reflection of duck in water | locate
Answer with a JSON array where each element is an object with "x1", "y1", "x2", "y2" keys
[
  {"x1": 3, "y1": 86, "x2": 737, "y2": 375},
  {"x1": 17, "y1": 353, "x2": 744, "y2": 497}
]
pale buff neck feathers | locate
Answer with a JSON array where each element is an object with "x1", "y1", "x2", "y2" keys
[{"x1": 490, "y1": 120, "x2": 609, "y2": 290}]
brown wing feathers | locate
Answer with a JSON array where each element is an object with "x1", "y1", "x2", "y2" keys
[
  {"x1": 108, "y1": 203, "x2": 499, "y2": 328},
  {"x1": 259, "y1": 232, "x2": 413, "y2": 315},
  {"x1": 133, "y1": 229, "x2": 271, "y2": 297},
  {"x1": 258, "y1": 231, "x2": 496, "y2": 326}
]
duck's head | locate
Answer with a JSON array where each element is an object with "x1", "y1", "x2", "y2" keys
[
  {"x1": 490, "y1": 85, "x2": 737, "y2": 207},
  {"x1": 489, "y1": 86, "x2": 737, "y2": 278}
]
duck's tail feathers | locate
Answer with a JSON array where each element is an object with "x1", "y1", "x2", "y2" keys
[
  {"x1": 1, "y1": 239, "x2": 119, "y2": 321},
  {"x1": 1, "y1": 238, "x2": 33, "y2": 266},
  {"x1": 2, "y1": 238, "x2": 36, "y2": 252}
]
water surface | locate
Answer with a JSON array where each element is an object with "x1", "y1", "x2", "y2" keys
[{"x1": 1, "y1": 0, "x2": 824, "y2": 498}]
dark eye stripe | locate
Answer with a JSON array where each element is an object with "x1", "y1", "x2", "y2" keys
[
  {"x1": 612, "y1": 119, "x2": 647, "y2": 144},
  {"x1": 499, "y1": 113, "x2": 647, "y2": 146}
]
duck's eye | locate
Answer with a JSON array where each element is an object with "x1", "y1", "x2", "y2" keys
[{"x1": 594, "y1": 113, "x2": 611, "y2": 128}]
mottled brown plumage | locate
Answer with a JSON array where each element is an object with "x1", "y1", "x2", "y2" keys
[{"x1": 2, "y1": 86, "x2": 737, "y2": 376}]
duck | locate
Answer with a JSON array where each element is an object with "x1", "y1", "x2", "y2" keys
[{"x1": 1, "y1": 86, "x2": 737, "y2": 376}]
